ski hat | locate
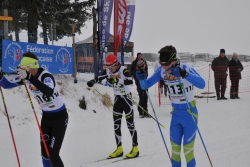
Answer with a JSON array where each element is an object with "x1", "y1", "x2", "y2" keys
[
  {"x1": 158, "y1": 45, "x2": 177, "y2": 62},
  {"x1": 220, "y1": 49, "x2": 225, "y2": 54},
  {"x1": 20, "y1": 57, "x2": 39, "y2": 68}
]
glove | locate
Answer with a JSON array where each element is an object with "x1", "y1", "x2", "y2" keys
[
  {"x1": 170, "y1": 67, "x2": 188, "y2": 78},
  {"x1": 0, "y1": 67, "x2": 3, "y2": 80},
  {"x1": 16, "y1": 67, "x2": 31, "y2": 80},
  {"x1": 87, "y1": 79, "x2": 95, "y2": 87},
  {"x1": 107, "y1": 78, "x2": 119, "y2": 85},
  {"x1": 237, "y1": 68, "x2": 242, "y2": 73},
  {"x1": 136, "y1": 70, "x2": 146, "y2": 80}
]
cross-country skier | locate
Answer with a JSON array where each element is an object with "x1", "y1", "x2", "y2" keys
[
  {"x1": 87, "y1": 54, "x2": 139, "y2": 159},
  {"x1": 136, "y1": 45, "x2": 205, "y2": 167},
  {"x1": 0, "y1": 52, "x2": 68, "y2": 167}
]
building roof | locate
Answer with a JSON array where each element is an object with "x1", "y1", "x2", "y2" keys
[{"x1": 76, "y1": 34, "x2": 115, "y2": 44}]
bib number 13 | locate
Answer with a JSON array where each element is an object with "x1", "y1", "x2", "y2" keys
[{"x1": 166, "y1": 84, "x2": 194, "y2": 95}]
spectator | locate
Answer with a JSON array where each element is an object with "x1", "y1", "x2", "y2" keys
[
  {"x1": 229, "y1": 52, "x2": 243, "y2": 99},
  {"x1": 131, "y1": 53, "x2": 149, "y2": 118},
  {"x1": 154, "y1": 61, "x2": 167, "y2": 96},
  {"x1": 211, "y1": 49, "x2": 229, "y2": 100}
]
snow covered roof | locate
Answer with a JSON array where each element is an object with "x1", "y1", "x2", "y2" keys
[{"x1": 76, "y1": 34, "x2": 115, "y2": 44}]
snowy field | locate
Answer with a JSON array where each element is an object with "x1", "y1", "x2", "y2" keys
[{"x1": 0, "y1": 61, "x2": 250, "y2": 167}]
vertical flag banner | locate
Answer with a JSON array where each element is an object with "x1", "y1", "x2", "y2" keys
[
  {"x1": 98, "y1": 0, "x2": 114, "y2": 75},
  {"x1": 122, "y1": 0, "x2": 135, "y2": 47},
  {"x1": 114, "y1": 0, "x2": 127, "y2": 56}
]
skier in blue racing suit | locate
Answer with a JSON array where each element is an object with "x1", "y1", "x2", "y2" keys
[{"x1": 136, "y1": 45, "x2": 205, "y2": 167}]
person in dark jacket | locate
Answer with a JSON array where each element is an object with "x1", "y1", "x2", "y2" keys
[
  {"x1": 130, "y1": 53, "x2": 149, "y2": 118},
  {"x1": 211, "y1": 49, "x2": 229, "y2": 100},
  {"x1": 229, "y1": 52, "x2": 243, "y2": 99}
]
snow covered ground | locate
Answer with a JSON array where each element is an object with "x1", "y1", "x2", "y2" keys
[{"x1": 0, "y1": 61, "x2": 250, "y2": 167}]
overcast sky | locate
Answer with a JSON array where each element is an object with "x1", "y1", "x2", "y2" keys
[{"x1": 76, "y1": 0, "x2": 250, "y2": 56}]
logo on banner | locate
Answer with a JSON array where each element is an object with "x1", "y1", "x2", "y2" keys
[
  {"x1": 117, "y1": 0, "x2": 127, "y2": 36},
  {"x1": 56, "y1": 48, "x2": 72, "y2": 73},
  {"x1": 4, "y1": 42, "x2": 24, "y2": 71}
]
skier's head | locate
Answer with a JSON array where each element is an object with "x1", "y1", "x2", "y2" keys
[
  {"x1": 20, "y1": 51, "x2": 39, "y2": 69},
  {"x1": 158, "y1": 45, "x2": 178, "y2": 70},
  {"x1": 19, "y1": 52, "x2": 39, "y2": 75},
  {"x1": 106, "y1": 54, "x2": 119, "y2": 72}
]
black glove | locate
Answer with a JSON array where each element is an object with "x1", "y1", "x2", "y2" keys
[
  {"x1": 107, "y1": 78, "x2": 119, "y2": 85},
  {"x1": 0, "y1": 67, "x2": 3, "y2": 80},
  {"x1": 16, "y1": 67, "x2": 31, "y2": 80},
  {"x1": 87, "y1": 79, "x2": 95, "y2": 87},
  {"x1": 170, "y1": 67, "x2": 188, "y2": 78}
]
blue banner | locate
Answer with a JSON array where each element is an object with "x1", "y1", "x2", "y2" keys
[
  {"x1": 2, "y1": 40, "x2": 74, "y2": 74},
  {"x1": 98, "y1": 0, "x2": 114, "y2": 75},
  {"x1": 121, "y1": 0, "x2": 135, "y2": 65},
  {"x1": 122, "y1": 0, "x2": 135, "y2": 47}
]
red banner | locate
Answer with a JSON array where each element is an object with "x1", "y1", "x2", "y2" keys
[{"x1": 114, "y1": 0, "x2": 127, "y2": 56}]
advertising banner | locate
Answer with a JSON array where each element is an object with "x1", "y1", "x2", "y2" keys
[
  {"x1": 98, "y1": 0, "x2": 114, "y2": 75},
  {"x1": 122, "y1": 0, "x2": 135, "y2": 47},
  {"x1": 113, "y1": 0, "x2": 127, "y2": 56},
  {"x1": 2, "y1": 40, "x2": 73, "y2": 74}
]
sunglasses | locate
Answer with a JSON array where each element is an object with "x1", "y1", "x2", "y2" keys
[
  {"x1": 106, "y1": 63, "x2": 117, "y2": 69},
  {"x1": 160, "y1": 62, "x2": 172, "y2": 66}
]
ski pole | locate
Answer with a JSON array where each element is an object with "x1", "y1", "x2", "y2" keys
[
  {"x1": 177, "y1": 78, "x2": 213, "y2": 167},
  {"x1": 93, "y1": 86, "x2": 114, "y2": 107},
  {"x1": 107, "y1": 82, "x2": 166, "y2": 128},
  {"x1": 145, "y1": 89, "x2": 172, "y2": 161},
  {"x1": 0, "y1": 86, "x2": 21, "y2": 167},
  {"x1": 22, "y1": 80, "x2": 53, "y2": 167}
]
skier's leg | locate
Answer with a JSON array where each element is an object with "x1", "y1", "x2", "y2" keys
[
  {"x1": 123, "y1": 95, "x2": 138, "y2": 146},
  {"x1": 113, "y1": 96, "x2": 124, "y2": 146},
  {"x1": 49, "y1": 109, "x2": 68, "y2": 167},
  {"x1": 109, "y1": 96, "x2": 124, "y2": 158},
  {"x1": 183, "y1": 107, "x2": 198, "y2": 167},
  {"x1": 122, "y1": 95, "x2": 139, "y2": 158},
  {"x1": 40, "y1": 115, "x2": 52, "y2": 167},
  {"x1": 170, "y1": 112, "x2": 182, "y2": 167}
]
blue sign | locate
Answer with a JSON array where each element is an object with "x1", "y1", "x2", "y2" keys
[
  {"x1": 122, "y1": 0, "x2": 135, "y2": 47},
  {"x1": 1, "y1": 40, "x2": 74, "y2": 74},
  {"x1": 98, "y1": 0, "x2": 114, "y2": 75}
]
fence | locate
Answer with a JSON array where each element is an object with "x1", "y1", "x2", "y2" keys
[{"x1": 159, "y1": 64, "x2": 250, "y2": 105}]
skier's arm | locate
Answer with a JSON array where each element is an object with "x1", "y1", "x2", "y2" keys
[
  {"x1": 29, "y1": 73, "x2": 54, "y2": 97},
  {"x1": 94, "y1": 69, "x2": 108, "y2": 83},
  {"x1": 185, "y1": 67, "x2": 205, "y2": 89},
  {"x1": 0, "y1": 77, "x2": 22, "y2": 89},
  {"x1": 139, "y1": 68, "x2": 162, "y2": 90},
  {"x1": 121, "y1": 68, "x2": 133, "y2": 85}
]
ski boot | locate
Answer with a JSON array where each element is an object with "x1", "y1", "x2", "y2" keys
[
  {"x1": 126, "y1": 146, "x2": 139, "y2": 158},
  {"x1": 109, "y1": 146, "x2": 123, "y2": 158}
]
